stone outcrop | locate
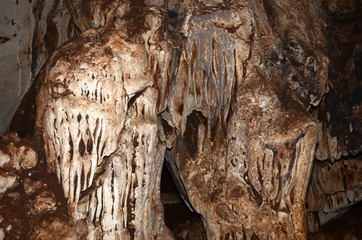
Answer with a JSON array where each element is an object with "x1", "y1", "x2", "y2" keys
[
  {"x1": 0, "y1": 0, "x2": 360, "y2": 239},
  {"x1": 35, "y1": 28, "x2": 172, "y2": 239}
]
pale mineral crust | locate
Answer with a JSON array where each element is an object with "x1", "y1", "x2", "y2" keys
[
  {"x1": 0, "y1": 0, "x2": 360, "y2": 240},
  {"x1": 164, "y1": 0, "x2": 327, "y2": 239},
  {"x1": 35, "y1": 27, "x2": 173, "y2": 239}
]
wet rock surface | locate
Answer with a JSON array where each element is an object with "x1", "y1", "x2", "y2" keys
[{"x1": 0, "y1": 0, "x2": 360, "y2": 239}]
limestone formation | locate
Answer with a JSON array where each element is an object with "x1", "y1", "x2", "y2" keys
[
  {"x1": 35, "y1": 27, "x2": 172, "y2": 239},
  {"x1": 163, "y1": 0, "x2": 327, "y2": 239},
  {"x1": 0, "y1": 0, "x2": 360, "y2": 239}
]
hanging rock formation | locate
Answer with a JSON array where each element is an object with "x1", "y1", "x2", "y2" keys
[
  {"x1": 35, "y1": 28, "x2": 172, "y2": 239},
  {"x1": 0, "y1": 0, "x2": 361, "y2": 239}
]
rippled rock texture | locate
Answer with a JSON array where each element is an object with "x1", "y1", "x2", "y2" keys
[{"x1": 0, "y1": 0, "x2": 361, "y2": 239}]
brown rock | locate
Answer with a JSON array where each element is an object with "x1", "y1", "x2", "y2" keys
[
  {"x1": 0, "y1": 173, "x2": 17, "y2": 197},
  {"x1": 0, "y1": 0, "x2": 360, "y2": 239},
  {"x1": 29, "y1": 216, "x2": 77, "y2": 240}
]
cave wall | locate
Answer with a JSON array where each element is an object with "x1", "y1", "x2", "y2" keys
[
  {"x1": 0, "y1": 0, "x2": 361, "y2": 239},
  {"x1": 0, "y1": 0, "x2": 75, "y2": 135}
]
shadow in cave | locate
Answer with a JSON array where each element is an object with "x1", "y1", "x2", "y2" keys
[
  {"x1": 309, "y1": 201, "x2": 362, "y2": 240},
  {"x1": 161, "y1": 164, "x2": 206, "y2": 239}
]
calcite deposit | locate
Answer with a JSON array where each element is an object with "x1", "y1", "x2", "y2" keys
[
  {"x1": 35, "y1": 27, "x2": 172, "y2": 239},
  {"x1": 0, "y1": 0, "x2": 361, "y2": 239}
]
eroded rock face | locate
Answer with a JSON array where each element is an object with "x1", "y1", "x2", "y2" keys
[
  {"x1": 0, "y1": 0, "x2": 361, "y2": 239},
  {"x1": 35, "y1": 27, "x2": 172, "y2": 239},
  {"x1": 163, "y1": 0, "x2": 328, "y2": 239},
  {"x1": 306, "y1": 1, "x2": 362, "y2": 233}
]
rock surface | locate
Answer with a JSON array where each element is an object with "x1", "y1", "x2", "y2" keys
[
  {"x1": 307, "y1": 157, "x2": 362, "y2": 232},
  {"x1": 0, "y1": 133, "x2": 76, "y2": 239},
  {"x1": 0, "y1": 0, "x2": 75, "y2": 135},
  {"x1": 0, "y1": 0, "x2": 360, "y2": 239},
  {"x1": 36, "y1": 27, "x2": 172, "y2": 239}
]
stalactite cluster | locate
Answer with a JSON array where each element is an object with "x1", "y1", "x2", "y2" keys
[{"x1": 0, "y1": 0, "x2": 360, "y2": 239}]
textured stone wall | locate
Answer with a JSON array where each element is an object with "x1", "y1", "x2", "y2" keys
[
  {"x1": 0, "y1": 0, "x2": 360, "y2": 239},
  {"x1": 0, "y1": 0, "x2": 74, "y2": 135}
]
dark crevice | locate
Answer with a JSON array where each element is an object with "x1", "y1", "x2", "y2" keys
[
  {"x1": 161, "y1": 164, "x2": 205, "y2": 238},
  {"x1": 127, "y1": 88, "x2": 147, "y2": 110}
]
